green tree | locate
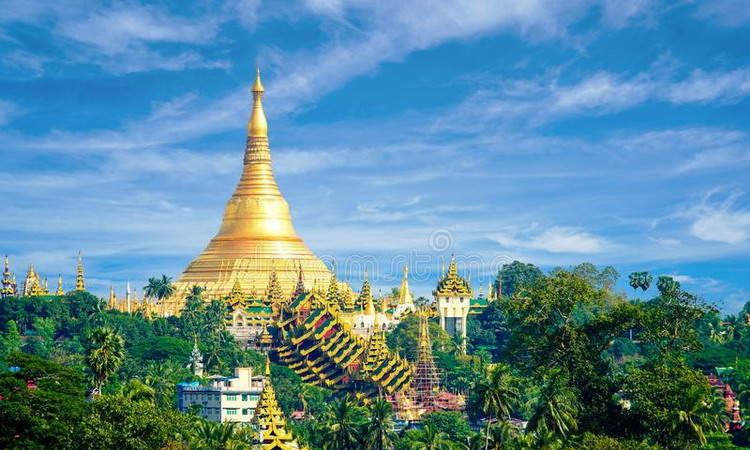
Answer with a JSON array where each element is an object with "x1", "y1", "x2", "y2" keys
[
  {"x1": 119, "y1": 378, "x2": 156, "y2": 403},
  {"x1": 322, "y1": 395, "x2": 366, "y2": 450},
  {"x1": 526, "y1": 369, "x2": 579, "y2": 439},
  {"x1": 365, "y1": 397, "x2": 395, "y2": 450},
  {"x1": 143, "y1": 274, "x2": 176, "y2": 301},
  {"x1": 191, "y1": 421, "x2": 246, "y2": 450},
  {"x1": 0, "y1": 320, "x2": 22, "y2": 362},
  {"x1": 495, "y1": 261, "x2": 543, "y2": 297},
  {"x1": 420, "y1": 411, "x2": 472, "y2": 444},
  {"x1": 180, "y1": 285, "x2": 205, "y2": 339},
  {"x1": 79, "y1": 395, "x2": 194, "y2": 449},
  {"x1": 400, "y1": 423, "x2": 453, "y2": 450},
  {"x1": 386, "y1": 314, "x2": 451, "y2": 361},
  {"x1": 628, "y1": 271, "x2": 653, "y2": 291},
  {"x1": 641, "y1": 280, "x2": 712, "y2": 357},
  {"x1": 474, "y1": 363, "x2": 519, "y2": 449},
  {"x1": 85, "y1": 327, "x2": 125, "y2": 397},
  {"x1": 624, "y1": 363, "x2": 722, "y2": 449}
]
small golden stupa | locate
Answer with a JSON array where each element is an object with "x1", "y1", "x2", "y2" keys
[{"x1": 172, "y1": 69, "x2": 332, "y2": 301}]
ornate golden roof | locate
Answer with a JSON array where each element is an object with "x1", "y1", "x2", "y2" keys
[
  {"x1": 255, "y1": 354, "x2": 299, "y2": 449},
  {"x1": 357, "y1": 273, "x2": 374, "y2": 314},
  {"x1": 433, "y1": 256, "x2": 471, "y2": 297},
  {"x1": 172, "y1": 69, "x2": 332, "y2": 302}
]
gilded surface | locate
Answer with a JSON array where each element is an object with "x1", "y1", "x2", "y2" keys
[{"x1": 172, "y1": 70, "x2": 332, "y2": 301}]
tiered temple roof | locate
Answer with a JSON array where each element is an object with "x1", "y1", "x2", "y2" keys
[
  {"x1": 255, "y1": 354, "x2": 300, "y2": 449},
  {"x1": 433, "y1": 257, "x2": 472, "y2": 297},
  {"x1": 1, "y1": 256, "x2": 17, "y2": 298},
  {"x1": 276, "y1": 294, "x2": 411, "y2": 396}
]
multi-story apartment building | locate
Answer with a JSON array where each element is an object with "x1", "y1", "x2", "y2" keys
[{"x1": 177, "y1": 367, "x2": 265, "y2": 423}]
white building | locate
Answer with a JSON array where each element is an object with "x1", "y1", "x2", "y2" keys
[
  {"x1": 433, "y1": 257, "x2": 473, "y2": 350},
  {"x1": 177, "y1": 367, "x2": 265, "y2": 423}
]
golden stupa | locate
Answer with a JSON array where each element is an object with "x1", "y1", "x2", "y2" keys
[{"x1": 172, "y1": 69, "x2": 332, "y2": 301}]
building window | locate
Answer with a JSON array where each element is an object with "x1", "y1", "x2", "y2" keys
[
  {"x1": 241, "y1": 394, "x2": 247, "y2": 401},
  {"x1": 226, "y1": 394, "x2": 237, "y2": 401},
  {"x1": 248, "y1": 394, "x2": 259, "y2": 401},
  {"x1": 226, "y1": 408, "x2": 239, "y2": 415}
]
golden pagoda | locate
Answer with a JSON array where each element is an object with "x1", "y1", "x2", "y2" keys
[
  {"x1": 255, "y1": 354, "x2": 300, "y2": 449},
  {"x1": 75, "y1": 251, "x2": 85, "y2": 291},
  {"x1": 172, "y1": 69, "x2": 332, "y2": 302},
  {"x1": 22, "y1": 265, "x2": 42, "y2": 297},
  {"x1": 1, "y1": 256, "x2": 17, "y2": 298},
  {"x1": 55, "y1": 274, "x2": 64, "y2": 295}
]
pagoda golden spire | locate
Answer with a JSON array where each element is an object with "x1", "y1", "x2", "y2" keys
[
  {"x1": 172, "y1": 68, "x2": 332, "y2": 304},
  {"x1": 75, "y1": 251, "x2": 85, "y2": 291},
  {"x1": 1, "y1": 255, "x2": 16, "y2": 298},
  {"x1": 255, "y1": 352, "x2": 300, "y2": 449},
  {"x1": 108, "y1": 286, "x2": 116, "y2": 309},
  {"x1": 56, "y1": 274, "x2": 64, "y2": 295},
  {"x1": 249, "y1": 67, "x2": 268, "y2": 139}
]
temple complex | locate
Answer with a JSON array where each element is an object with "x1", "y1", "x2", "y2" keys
[
  {"x1": 168, "y1": 69, "x2": 334, "y2": 308},
  {"x1": 0, "y1": 253, "x2": 93, "y2": 299}
]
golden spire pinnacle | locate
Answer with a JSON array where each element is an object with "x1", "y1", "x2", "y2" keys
[
  {"x1": 265, "y1": 352, "x2": 271, "y2": 376},
  {"x1": 108, "y1": 286, "x2": 116, "y2": 308},
  {"x1": 248, "y1": 67, "x2": 268, "y2": 139},
  {"x1": 56, "y1": 274, "x2": 64, "y2": 295},
  {"x1": 1, "y1": 255, "x2": 14, "y2": 298},
  {"x1": 398, "y1": 265, "x2": 414, "y2": 306},
  {"x1": 75, "y1": 251, "x2": 85, "y2": 291}
]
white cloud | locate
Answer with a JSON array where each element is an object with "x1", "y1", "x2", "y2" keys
[
  {"x1": 683, "y1": 191, "x2": 750, "y2": 244},
  {"x1": 0, "y1": 99, "x2": 18, "y2": 126},
  {"x1": 491, "y1": 226, "x2": 610, "y2": 253},
  {"x1": 1, "y1": 1, "x2": 229, "y2": 74},
  {"x1": 695, "y1": 0, "x2": 750, "y2": 28},
  {"x1": 665, "y1": 68, "x2": 750, "y2": 104},
  {"x1": 55, "y1": 5, "x2": 220, "y2": 52},
  {"x1": 444, "y1": 65, "x2": 750, "y2": 130}
]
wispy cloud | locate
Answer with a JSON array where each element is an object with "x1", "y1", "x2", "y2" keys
[
  {"x1": 442, "y1": 65, "x2": 750, "y2": 130},
  {"x1": 679, "y1": 190, "x2": 750, "y2": 245},
  {"x1": 0, "y1": 99, "x2": 19, "y2": 126},
  {"x1": 491, "y1": 225, "x2": 611, "y2": 254},
  {"x1": 694, "y1": 0, "x2": 750, "y2": 28}
]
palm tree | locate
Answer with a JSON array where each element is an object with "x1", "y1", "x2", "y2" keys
[
  {"x1": 405, "y1": 424, "x2": 452, "y2": 450},
  {"x1": 86, "y1": 326, "x2": 125, "y2": 397},
  {"x1": 120, "y1": 378, "x2": 156, "y2": 403},
  {"x1": 191, "y1": 421, "x2": 245, "y2": 450},
  {"x1": 365, "y1": 398, "x2": 394, "y2": 450},
  {"x1": 143, "y1": 274, "x2": 175, "y2": 301},
  {"x1": 526, "y1": 369, "x2": 579, "y2": 439},
  {"x1": 473, "y1": 363, "x2": 519, "y2": 450},
  {"x1": 322, "y1": 395, "x2": 363, "y2": 450},
  {"x1": 674, "y1": 385, "x2": 722, "y2": 448},
  {"x1": 628, "y1": 271, "x2": 653, "y2": 291},
  {"x1": 483, "y1": 421, "x2": 517, "y2": 449},
  {"x1": 144, "y1": 360, "x2": 182, "y2": 407}
]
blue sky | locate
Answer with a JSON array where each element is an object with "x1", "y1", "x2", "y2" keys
[{"x1": 2, "y1": 0, "x2": 750, "y2": 310}]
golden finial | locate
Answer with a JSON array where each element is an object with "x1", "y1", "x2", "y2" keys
[
  {"x1": 248, "y1": 67, "x2": 268, "y2": 138},
  {"x1": 56, "y1": 274, "x2": 64, "y2": 295},
  {"x1": 265, "y1": 352, "x2": 271, "y2": 376},
  {"x1": 252, "y1": 67, "x2": 264, "y2": 93}
]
